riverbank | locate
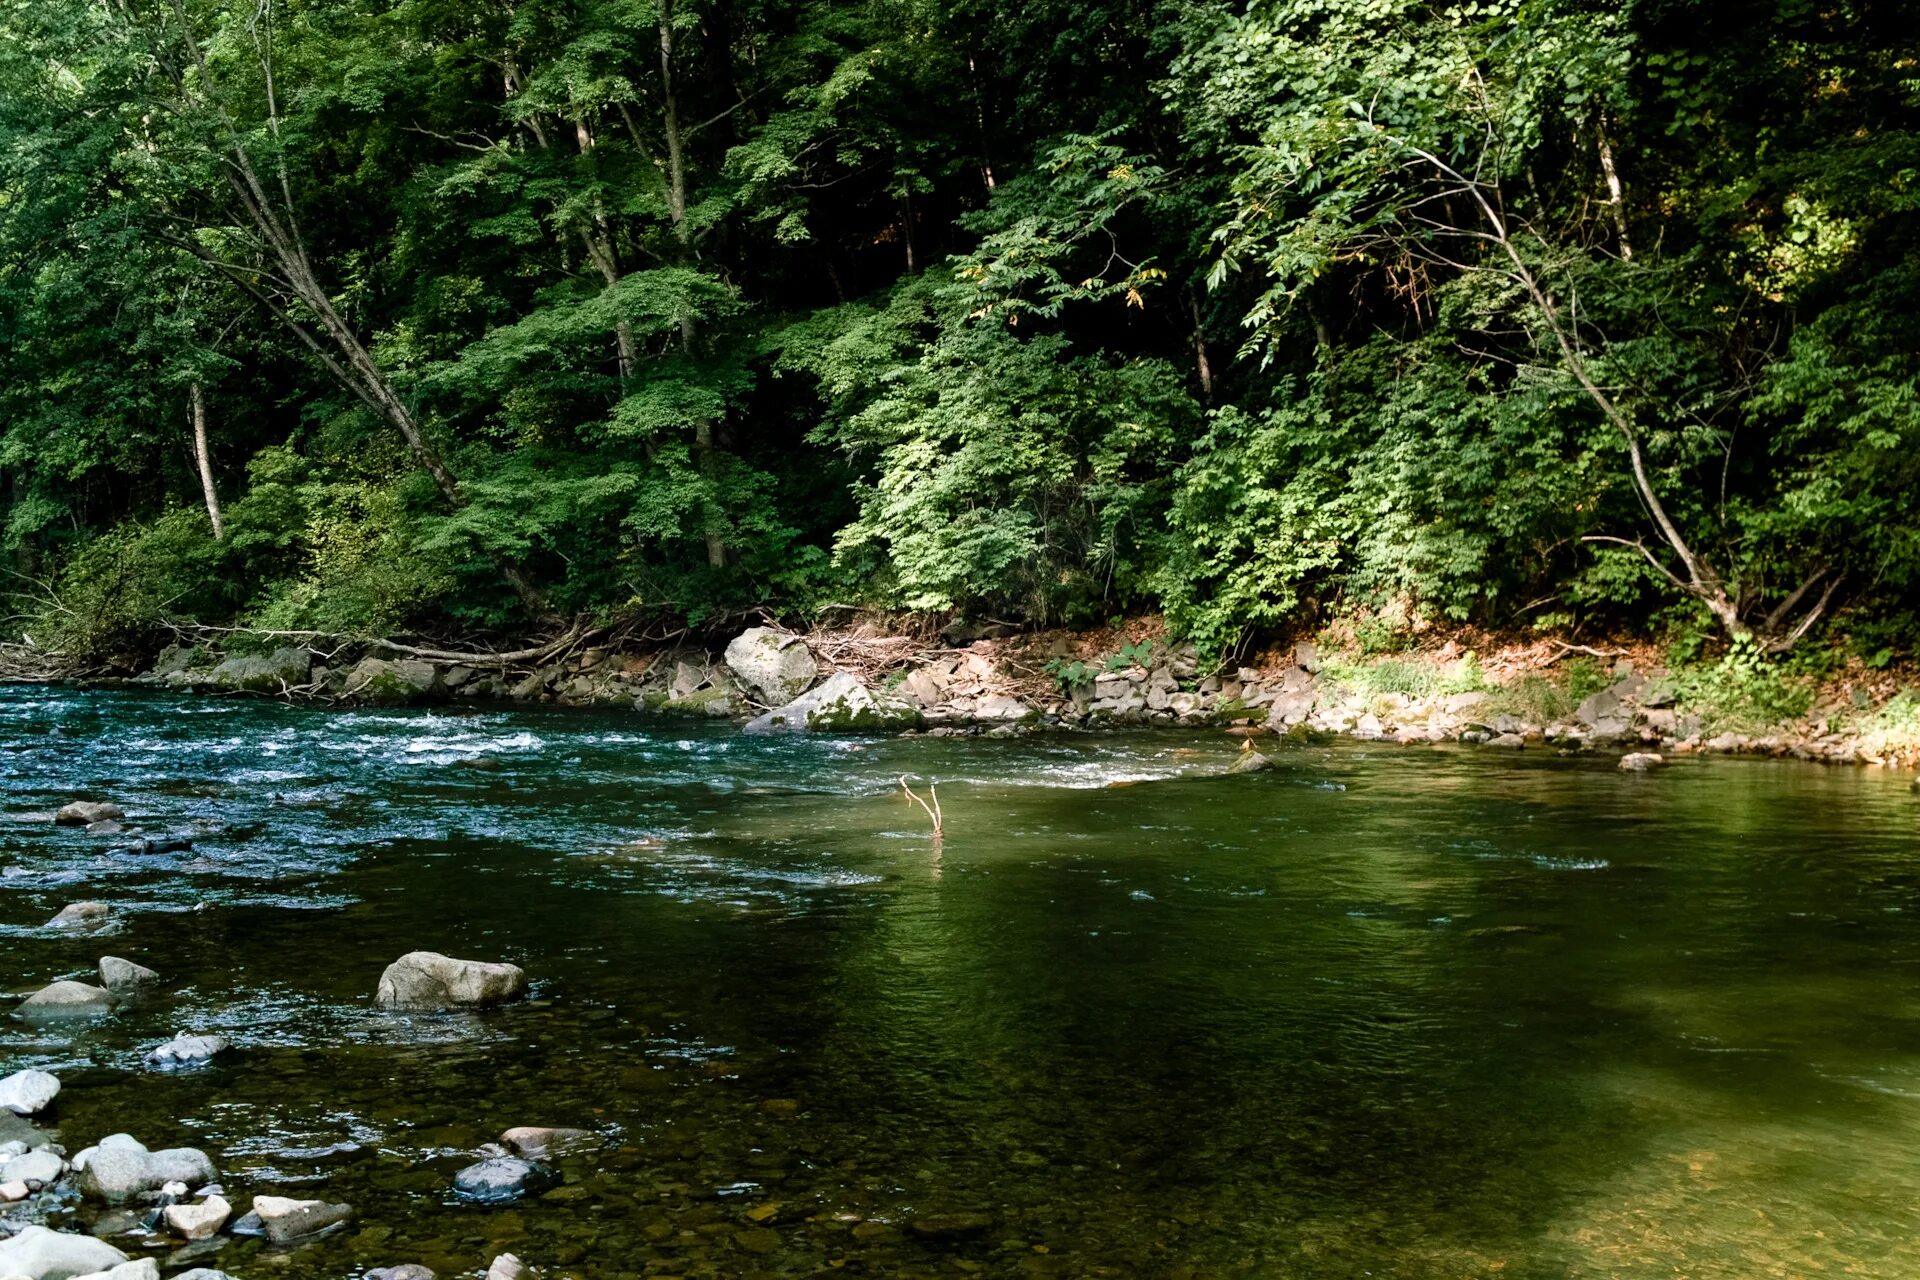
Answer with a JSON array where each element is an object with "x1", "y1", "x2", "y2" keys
[{"x1": 30, "y1": 617, "x2": 1915, "y2": 774}]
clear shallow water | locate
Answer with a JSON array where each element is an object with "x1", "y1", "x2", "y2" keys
[{"x1": 4, "y1": 686, "x2": 1920, "y2": 1278}]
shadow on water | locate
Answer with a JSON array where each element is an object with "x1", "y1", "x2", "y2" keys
[{"x1": 4, "y1": 686, "x2": 1920, "y2": 1277}]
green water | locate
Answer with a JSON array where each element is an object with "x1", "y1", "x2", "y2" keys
[{"x1": 4, "y1": 687, "x2": 1920, "y2": 1278}]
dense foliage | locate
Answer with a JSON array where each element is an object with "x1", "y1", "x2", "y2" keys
[{"x1": 2, "y1": 0, "x2": 1915, "y2": 658}]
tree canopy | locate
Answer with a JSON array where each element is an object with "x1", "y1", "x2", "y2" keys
[{"x1": 2, "y1": 0, "x2": 1915, "y2": 659}]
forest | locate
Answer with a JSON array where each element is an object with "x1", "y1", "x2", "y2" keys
[{"x1": 1, "y1": 0, "x2": 1915, "y2": 664}]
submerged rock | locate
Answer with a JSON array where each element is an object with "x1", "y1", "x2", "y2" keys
[
  {"x1": 97, "y1": 957, "x2": 158, "y2": 994},
  {"x1": 376, "y1": 952, "x2": 528, "y2": 1010},
  {"x1": 252, "y1": 1194, "x2": 352, "y2": 1243},
  {"x1": 15, "y1": 981, "x2": 114, "y2": 1020},
  {"x1": 144, "y1": 1034, "x2": 230, "y2": 1069},
  {"x1": 0, "y1": 1226, "x2": 130, "y2": 1279},
  {"x1": 47, "y1": 902, "x2": 112, "y2": 930},
  {"x1": 499, "y1": 1126, "x2": 599, "y2": 1159},
  {"x1": 743, "y1": 672, "x2": 921, "y2": 734},
  {"x1": 1618, "y1": 752, "x2": 1665, "y2": 772},
  {"x1": 366, "y1": 1267, "x2": 436, "y2": 1280},
  {"x1": 1228, "y1": 750, "x2": 1274, "y2": 774},
  {"x1": 452, "y1": 1156, "x2": 556, "y2": 1204},
  {"x1": 0, "y1": 1069, "x2": 60, "y2": 1116},
  {"x1": 54, "y1": 801, "x2": 123, "y2": 827},
  {"x1": 723, "y1": 628, "x2": 819, "y2": 706}
]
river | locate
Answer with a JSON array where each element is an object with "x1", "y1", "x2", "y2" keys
[{"x1": 4, "y1": 686, "x2": 1919, "y2": 1277}]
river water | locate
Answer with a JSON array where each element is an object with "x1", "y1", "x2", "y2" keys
[{"x1": 3, "y1": 686, "x2": 1919, "y2": 1278}]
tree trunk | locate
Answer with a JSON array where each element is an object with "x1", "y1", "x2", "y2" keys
[
  {"x1": 189, "y1": 382, "x2": 224, "y2": 540},
  {"x1": 160, "y1": 2, "x2": 546, "y2": 614},
  {"x1": 659, "y1": 1, "x2": 728, "y2": 570}
]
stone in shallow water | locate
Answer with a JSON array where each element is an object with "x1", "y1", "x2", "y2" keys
[
  {"x1": 252, "y1": 1194, "x2": 353, "y2": 1243},
  {"x1": 72, "y1": 1258, "x2": 161, "y2": 1280},
  {"x1": 367, "y1": 1267, "x2": 436, "y2": 1280},
  {"x1": 1618, "y1": 751, "x2": 1665, "y2": 771},
  {"x1": 144, "y1": 1035, "x2": 230, "y2": 1069},
  {"x1": 46, "y1": 902, "x2": 112, "y2": 930},
  {"x1": 485, "y1": 1255, "x2": 525, "y2": 1280},
  {"x1": 163, "y1": 1193, "x2": 231, "y2": 1240},
  {"x1": 15, "y1": 981, "x2": 114, "y2": 1019},
  {"x1": 452, "y1": 1156, "x2": 556, "y2": 1204},
  {"x1": 97, "y1": 956, "x2": 158, "y2": 994},
  {"x1": 0, "y1": 1068, "x2": 60, "y2": 1115},
  {"x1": 75, "y1": 1137, "x2": 217, "y2": 1204},
  {"x1": 0, "y1": 1225, "x2": 131, "y2": 1279},
  {"x1": 375, "y1": 952, "x2": 528, "y2": 1010},
  {"x1": 499, "y1": 1126, "x2": 598, "y2": 1159},
  {"x1": 907, "y1": 1211, "x2": 995, "y2": 1239},
  {"x1": 55, "y1": 801, "x2": 124, "y2": 827},
  {"x1": 1, "y1": 1147, "x2": 66, "y2": 1187}
]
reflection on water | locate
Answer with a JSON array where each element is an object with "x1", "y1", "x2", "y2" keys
[{"x1": 4, "y1": 686, "x2": 1920, "y2": 1277}]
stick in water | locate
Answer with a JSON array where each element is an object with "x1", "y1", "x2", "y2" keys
[{"x1": 900, "y1": 775, "x2": 943, "y2": 838}]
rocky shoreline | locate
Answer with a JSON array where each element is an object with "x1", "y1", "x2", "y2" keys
[
  {"x1": 64, "y1": 624, "x2": 1915, "y2": 773},
  {"x1": 2, "y1": 942, "x2": 555, "y2": 1280}
]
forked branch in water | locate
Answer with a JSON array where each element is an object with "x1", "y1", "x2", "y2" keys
[{"x1": 900, "y1": 775, "x2": 943, "y2": 839}]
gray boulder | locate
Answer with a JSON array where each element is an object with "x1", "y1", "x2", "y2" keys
[
  {"x1": 75, "y1": 1136, "x2": 216, "y2": 1203},
  {"x1": 723, "y1": 629, "x2": 818, "y2": 706},
  {"x1": 47, "y1": 902, "x2": 111, "y2": 930},
  {"x1": 252, "y1": 1194, "x2": 352, "y2": 1243},
  {"x1": 451, "y1": 1156, "x2": 556, "y2": 1204},
  {"x1": 1, "y1": 1148, "x2": 66, "y2": 1187},
  {"x1": 54, "y1": 802, "x2": 123, "y2": 827},
  {"x1": 375, "y1": 952, "x2": 528, "y2": 1010},
  {"x1": 171, "y1": 1272, "x2": 239, "y2": 1280},
  {"x1": 342, "y1": 657, "x2": 441, "y2": 705},
  {"x1": 205, "y1": 646, "x2": 313, "y2": 693},
  {"x1": 367, "y1": 1268, "x2": 437, "y2": 1280},
  {"x1": 0, "y1": 1069, "x2": 59, "y2": 1115},
  {"x1": 15, "y1": 981, "x2": 114, "y2": 1020},
  {"x1": 0, "y1": 1226, "x2": 129, "y2": 1280},
  {"x1": 743, "y1": 673, "x2": 921, "y2": 734},
  {"x1": 1619, "y1": 752, "x2": 1665, "y2": 772},
  {"x1": 485, "y1": 1256, "x2": 525, "y2": 1280},
  {"x1": 144, "y1": 1034, "x2": 230, "y2": 1069},
  {"x1": 96, "y1": 957, "x2": 157, "y2": 994},
  {"x1": 69, "y1": 1260, "x2": 159, "y2": 1280}
]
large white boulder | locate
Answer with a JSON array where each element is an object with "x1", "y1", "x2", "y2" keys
[
  {"x1": 723, "y1": 629, "x2": 818, "y2": 706},
  {"x1": 375, "y1": 952, "x2": 528, "y2": 1010},
  {"x1": 0, "y1": 1069, "x2": 59, "y2": 1116},
  {"x1": 743, "y1": 672, "x2": 921, "y2": 734},
  {"x1": 0, "y1": 1226, "x2": 130, "y2": 1280}
]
